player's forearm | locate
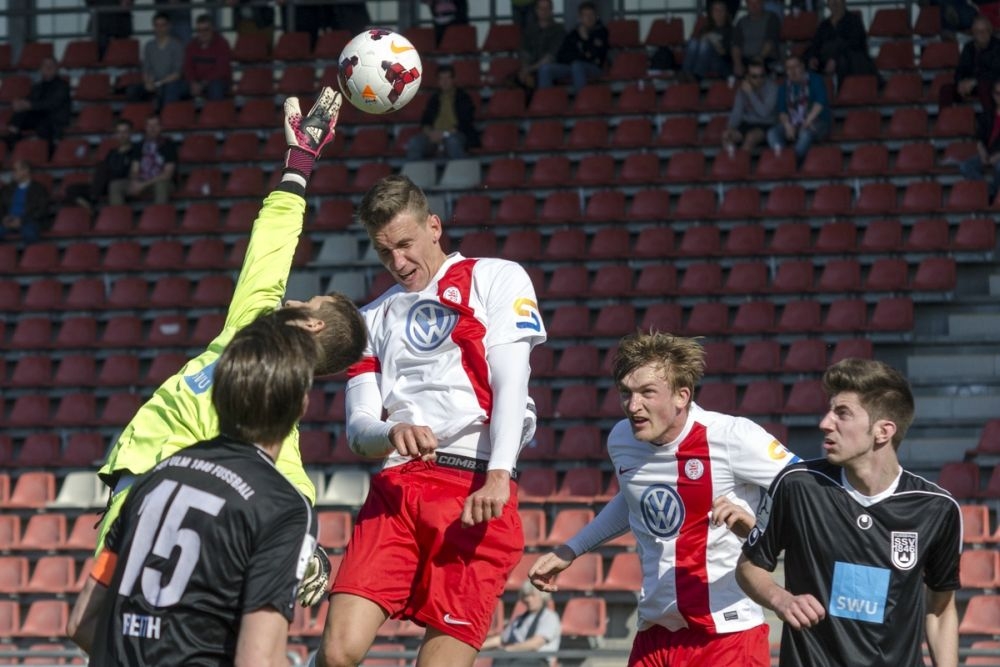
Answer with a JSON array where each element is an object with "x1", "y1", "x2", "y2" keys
[
  {"x1": 225, "y1": 190, "x2": 305, "y2": 329},
  {"x1": 735, "y1": 555, "x2": 785, "y2": 611},
  {"x1": 486, "y1": 341, "x2": 531, "y2": 472},
  {"x1": 564, "y1": 493, "x2": 630, "y2": 555},
  {"x1": 345, "y1": 376, "x2": 395, "y2": 458},
  {"x1": 925, "y1": 590, "x2": 958, "y2": 667}
]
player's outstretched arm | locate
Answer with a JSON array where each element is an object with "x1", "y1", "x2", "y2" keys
[
  {"x1": 925, "y1": 588, "x2": 958, "y2": 667},
  {"x1": 735, "y1": 554, "x2": 826, "y2": 630},
  {"x1": 225, "y1": 87, "x2": 343, "y2": 332}
]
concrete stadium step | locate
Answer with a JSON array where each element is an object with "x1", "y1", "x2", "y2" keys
[
  {"x1": 990, "y1": 275, "x2": 1000, "y2": 296},
  {"x1": 948, "y1": 313, "x2": 1000, "y2": 338},
  {"x1": 908, "y1": 354, "x2": 1000, "y2": 381},
  {"x1": 915, "y1": 392, "x2": 1000, "y2": 422}
]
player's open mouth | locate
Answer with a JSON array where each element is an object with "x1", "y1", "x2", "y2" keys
[{"x1": 398, "y1": 269, "x2": 417, "y2": 282}]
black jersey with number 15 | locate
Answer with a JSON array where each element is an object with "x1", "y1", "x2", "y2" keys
[
  {"x1": 91, "y1": 436, "x2": 317, "y2": 667},
  {"x1": 743, "y1": 458, "x2": 962, "y2": 667}
]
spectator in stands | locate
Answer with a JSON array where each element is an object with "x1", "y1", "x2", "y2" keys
[
  {"x1": 183, "y1": 14, "x2": 233, "y2": 101},
  {"x1": 959, "y1": 80, "x2": 1000, "y2": 198},
  {"x1": 229, "y1": 0, "x2": 275, "y2": 44},
  {"x1": 406, "y1": 64, "x2": 479, "y2": 160},
  {"x1": 4, "y1": 57, "x2": 72, "y2": 157},
  {"x1": 529, "y1": 332, "x2": 799, "y2": 667},
  {"x1": 538, "y1": 1, "x2": 609, "y2": 93},
  {"x1": 0, "y1": 160, "x2": 51, "y2": 245},
  {"x1": 129, "y1": 11, "x2": 185, "y2": 111},
  {"x1": 517, "y1": 0, "x2": 565, "y2": 91},
  {"x1": 680, "y1": 0, "x2": 734, "y2": 81},
  {"x1": 737, "y1": 359, "x2": 961, "y2": 667},
  {"x1": 803, "y1": 0, "x2": 877, "y2": 83},
  {"x1": 64, "y1": 119, "x2": 136, "y2": 213},
  {"x1": 939, "y1": 15, "x2": 1000, "y2": 112},
  {"x1": 86, "y1": 0, "x2": 133, "y2": 58},
  {"x1": 109, "y1": 115, "x2": 177, "y2": 205},
  {"x1": 481, "y1": 582, "x2": 561, "y2": 667},
  {"x1": 425, "y1": 0, "x2": 470, "y2": 45},
  {"x1": 731, "y1": 0, "x2": 781, "y2": 77},
  {"x1": 512, "y1": 0, "x2": 537, "y2": 30},
  {"x1": 932, "y1": 0, "x2": 979, "y2": 39},
  {"x1": 722, "y1": 58, "x2": 778, "y2": 153},
  {"x1": 156, "y1": 0, "x2": 193, "y2": 44},
  {"x1": 767, "y1": 54, "x2": 830, "y2": 161}
]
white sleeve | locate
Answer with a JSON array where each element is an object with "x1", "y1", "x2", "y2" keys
[
  {"x1": 486, "y1": 341, "x2": 531, "y2": 473},
  {"x1": 564, "y1": 493, "x2": 630, "y2": 556},
  {"x1": 345, "y1": 374, "x2": 395, "y2": 458}
]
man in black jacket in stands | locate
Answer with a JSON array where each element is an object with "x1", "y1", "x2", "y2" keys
[
  {"x1": 405, "y1": 64, "x2": 479, "y2": 160},
  {"x1": 537, "y1": 0, "x2": 608, "y2": 93},
  {"x1": 5, "y1": 57, "x2": 72, "y2": 156},
  {"x1": 939, "y1": 15, "x2": 1000, "y2": 111}
]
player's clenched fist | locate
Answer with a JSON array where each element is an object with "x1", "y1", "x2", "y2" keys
[
  {"x1": 388, "y1": 423, "x2": 438, "y2": 460},
  {"x1": 774, "y1": 591, "x2": 826, "y2": 630},
  {"x1": 460, "y1": 470, "x2": 510, "y2": 527}
]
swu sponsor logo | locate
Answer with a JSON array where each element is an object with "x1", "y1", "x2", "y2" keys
[{"x1": 829, "y1": 561, "x2": 890, "y2": 624}]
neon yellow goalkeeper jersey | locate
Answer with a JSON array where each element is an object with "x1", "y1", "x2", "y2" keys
[{"x1": 98, "y1": 190, "x2": 315, "y2": 503}]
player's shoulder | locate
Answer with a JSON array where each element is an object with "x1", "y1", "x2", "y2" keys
[
  {"x1": 607, "y1": 419, "x2": 634, "y2": 444},
  {"x1": 469, "y1": 256, "x2": 532, "y2": 281},
  {"x1": 696, "y1": 404, "x2": 773, "y2": 442},
  {"x1": 359, "y1": 284, "x2": 402, "y2": 315},
  {"x1": 772, "y1": 457, "x2": 841, "y2": 490},
  {"x1": 897, "y1": 468, "x2": 962, "y2": 506}
]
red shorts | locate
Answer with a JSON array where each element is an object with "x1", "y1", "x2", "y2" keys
[
  {"x1": 331, "y1": 460, "x2": 523, "y2": 648},
  {"x1": 628, "y1": 623, "x2": 770, "y2": 667}
]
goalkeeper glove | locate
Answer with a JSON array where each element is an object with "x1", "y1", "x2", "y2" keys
[
  {"x1": 283, "y1": 86, "x2": 342, "y2": 181},
  {"x1": 296, "y1": 545, "x2": 331, "y2": 607}
]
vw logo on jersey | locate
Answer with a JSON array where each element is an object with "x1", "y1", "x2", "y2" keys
[
  {"x1": 640, "y1": 484, "x2": 685, "y2": 538},
  {"x1": 406, "y1": 300, "x2": 458, "y2": 352}
]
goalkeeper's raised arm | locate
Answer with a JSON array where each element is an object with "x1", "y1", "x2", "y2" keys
[{"x1": 90, "y1": 88, "x2": 365, "y2": 612}]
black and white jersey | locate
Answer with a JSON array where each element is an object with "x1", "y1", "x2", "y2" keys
[
  {"x1": 743, "y1": 458, "x2": 962, "y2": 667},
  {"x1": 91, "y1": 436, "x2": 317, "y2": 667}
]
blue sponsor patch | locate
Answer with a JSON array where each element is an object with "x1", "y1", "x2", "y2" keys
[
  {"x1": 183, "y1": 360, "x2": 217, "y2": 394},
  {"x1": 829, "y1": 561, "x2": 890, "y2": 624}
]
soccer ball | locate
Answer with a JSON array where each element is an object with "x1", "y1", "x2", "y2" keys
[{"x1": 337, "y1": 29, "x2": 423, "y2": 115}]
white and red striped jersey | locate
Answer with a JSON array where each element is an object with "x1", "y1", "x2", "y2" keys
[
  {"x1": 347, "y1": 253, "x2": 545, "y2": 468},
  {"x1": 609, "y1": 403, "x2": 799, "y2": 634}
]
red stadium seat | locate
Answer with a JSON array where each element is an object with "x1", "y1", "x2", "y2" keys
[
  {"x1": 881, "y1": 72, "x2": 923, "y2": 104},
  {"x1": 518, "y1": 469, "x2": 556, "y2": 504},
  {"x1": 938, "y1": 462, "x2": 980, "y2": 499},
  {"x1": 16, "y1": 513, "x2": 65, "y2": 549},
  {"x1": 561, "y1": 597, "x2": 608, "y2": 639},
  {"x1": 876, "y1": 40, "x2": 915, "y2": 70},
  {"x1": 736, "y1": 340, "x2": 782, "y2": 373},
  {"x1": 905, "y1": 218, "x2": 949, "y2": 251},
  {"x1": 782, "y1": 339, "x2": 828, "y2": 372},
  {"x1": 960, "y1": 595, "x2": 1000, "y2": 635},
  {"x1": 544, "y1": 509, "x2": 595, "y2": 545},
  {"x1": 836, "y1": 75, "x2": 879, "y2": 106},
  {"x1": 961, "y1": 504, "x2": 992, "y2": 544},
  {"x1": 865, "y1": 258, "x2": 909, "y2": 292},
  {"x1": 846, "y1": 145, "x2": 889, "y2": 178},
  {"x1": 823, "y1": 299, "x2": 867, "y2": 332},
  {"x1": 739, "y1": 380, "x2": 785, "y2": 415}
]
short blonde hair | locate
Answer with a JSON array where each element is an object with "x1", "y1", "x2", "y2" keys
[{"x1": 612, "y1": 331, "x2": 706, "y2": 395}]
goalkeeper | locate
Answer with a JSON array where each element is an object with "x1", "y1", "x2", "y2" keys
[{"x1": 92, "y1": 87, "x2": 365, "y2": 607}]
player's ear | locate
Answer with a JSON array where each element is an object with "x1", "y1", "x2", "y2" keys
[
  {"x1": 873, "y1": 419, "x2": 896, "y2": 446},
  {"x1": 299, "y1": 393, "x2": 309, "y2": 421},
  {"x1": 427, "y1": 214, "x2": 442, "y2": 243},
  {"x1": 295, "y1": 317, "x2": 326, "y2": 333},
  {"x1": 674, "y1": 386, "x2": 692, "y2": 408}
]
